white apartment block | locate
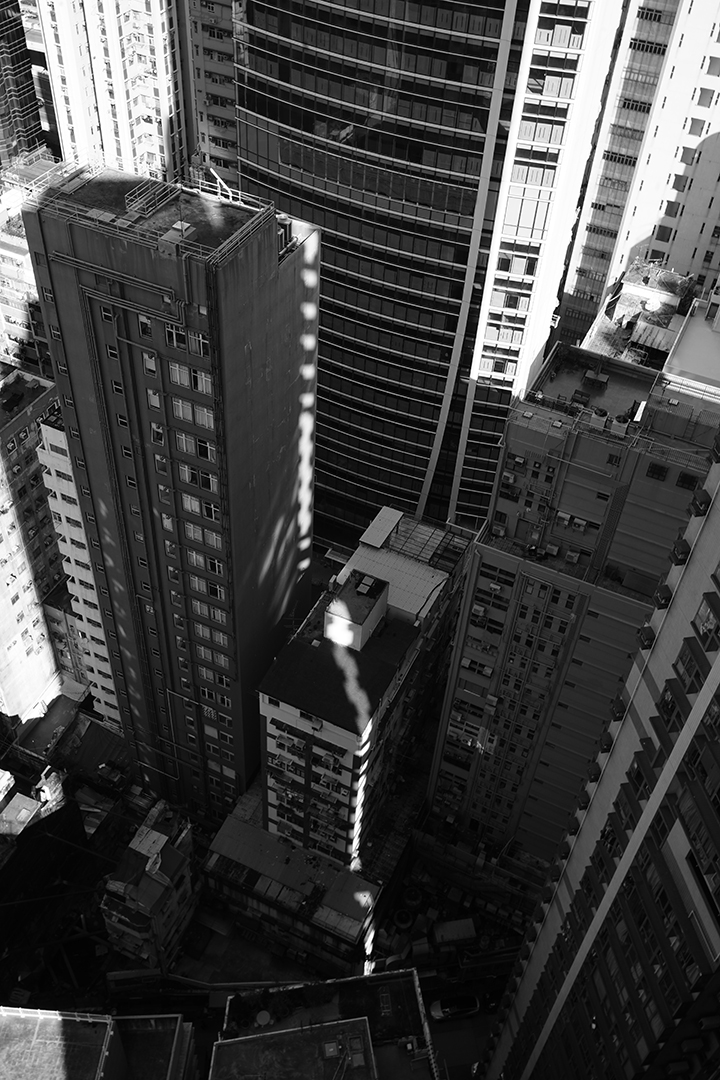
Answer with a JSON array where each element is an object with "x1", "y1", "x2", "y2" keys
[
  {"x1": 36, "y1": 0, "x2": 187, "y2": 178},
  {"x1": 37, "y1": 414, "x2": 121, "y2": 730},
  {"x1": 606, "y1": 1, "x2": 720, "y2": 292}
]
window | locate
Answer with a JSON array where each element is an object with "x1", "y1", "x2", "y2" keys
[
  {"x1": 674, "y1": 640, "x2": 708, "y2": 695},
  {"x1": 195, "y1": 621, "x2": 211, "y2": 639},
  {"x1": 188, "y1": 330, "x2": 210, "y2": 356},
  {"x1": 176, "y1": 431, "x2": 196, "y2": 454},
  {"x1": 179, "y1": 463, "x2": 198, "y2": 485},
  {"x1": 192, "y1": 599, "x2": 209, "y2": 617},
  {"x1": 677, "y1": 472, "x2": 699, "y2": 490},
  {"x1": 205, "y1": 529, "x2": 222, "y2": 549},
  {"x1": 166, "y1": 324, "x2": 187, "y2": 349},
  {"x1": 164, "y1": 539, "x2": 177, "y2": 558},
  {"x1": 194, "y1": 405, "x2": 214, "y2": 429},
  {"x1": 207, "y1": 557, "x2": 223, "y2": 575},
  {"x1": 142, "y1": 350, "x2": 157, "y2": 375},
  {"x1": 190, "y1": 574, "x2": 207, "y2": 594},
  {"x1": 214, "y1": 651, "x2": 229, "y2": 668},
  {"x1": 607, "y1": 454, "x2": 621, "y2": 467},
  {"x1": 211, "y1": 606, "x2": 226, "y2": 624},
  {"x1": 169, "y1": 361, "x2": 190, "y2": 386},
  {"x1": 698, "y1": 88, "x2": 714, "y2": 107},
  {"x1": 101, "y1": 305, "x2": 113, "y2": 322},
  {"x1": 197, "y1": 439, "x2": 216, "y2": 462},
  {"x1": 655, "y1": 224, "x2": 673, "y2": 243},
  {"x1": 188, "y1": 549, "x2": 205, "y2": 569},
  {"x1": 646, "y1": 463, "x2": 668, "y2": 481},
  {"x1": 126, "y1": 476, "x2": 137, "y2": 489},
  {"x1": 202, "y1": 501, "x2": 220, "y2": 521},
  {"x1": 184, "y1": 521, "x2": 203, "y2": 542},
  {"x1": 693, "y1": 596, "x2": 720, "y2": 652},
  {"x1": 154, "y1": 455, "x2": 168, "y2": 474},
  {"x1": 158, "y1": 484, "x2": 171, "y2": 504},
  {"x1": 151, "y1": 422, "x2": 164, "y2": 445},
  {"x1": 208, "y1": 582, "x2": 225, "y2": 600},
  {"x1": 161, "y1": 513, "x2": 174, "y2": 531},
  {"x1": 121, "y1": 446, "x2": 133, "y2": 459},
  {"x1": 42, "y1": 287, "x2": 54, "y2": 303},
  {"x1": 172, "y1": 398, "x2": 193, "y2": 422},
  {"x1": 182, "y1": 493, "x2": 201, "y2": 514},
  {"x1": 147, "y1": 388, "x2": 160, "y2": 409},
  {"x1": 107, "y1": 345, "x2": 119, "y2": 360},
  {"x1": 168, "y1": 566, "x2": 180, "y2": 582},
  {"x1": 50, "y1": 325, "x2": 62, "y2": 340},
  {"x1": 138, "y1": 313, "x2": 152, "y2": 338},
  {"x1": 192, "y1": 369, "x2": 212, "y2": 394}
]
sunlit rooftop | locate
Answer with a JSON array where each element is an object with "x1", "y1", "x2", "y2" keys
[{"x1": 0, "y1": 1007, "x2": 111, "y2": 1080}]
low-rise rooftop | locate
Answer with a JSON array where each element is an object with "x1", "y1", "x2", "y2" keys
[
  {"x1": 663, "y1": 298, "x2": 720, "y2": 396},
  {"x1": 221, "y1": 971, "x2": 433, "y2": 1080},
  {"x1": 211, "y1": 1019, "x2": 376, "y2": 1080},
  {"x1": 0, "y1": 1007, "x2": 112, "y2": 1080},
  {"x1": 0, "y1": 368, "x2": 53, "y2": 430},
  {"x1": 207, "y1": 814, "x2": 379, "y2": 942}
]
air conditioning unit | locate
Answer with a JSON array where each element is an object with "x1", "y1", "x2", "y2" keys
[
  {"x1": 489, "y1": 583, "x2": 502, "y2": 593},
  {"x1": 572, "y1": 519, "x2": 587, "y2": 532},
  {"x1": 545, "y1": 544, "x2": 560, "y2": 557},
  {"x1": 491, "y1": 524, "x2": 506, "y2": 537},
  {"x1": 487, "y1": 695, "x2": 499, "y2": 706},
  {"x1": 501, "y1": 472, "x2": 516, "y2": 484},
  {"x1": 472, "y1": 604, "x2": 486, "y2": 617},
  {"x1": 565, "y1": 551, "x2": 580, "y2": 564},
  {"x1": 514, "y1": 456, "x2": 526, "y2": 466}
]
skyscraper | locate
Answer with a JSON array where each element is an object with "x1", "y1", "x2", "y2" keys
[
  {"x1": 182, "y1": 1, "x2": 629, "y2": 541},
  {"x1": 23, "y1": 165, "x2": 318, "y2": 816},
  {"x1": 0, "y1": 0, "x2": 42, "y2": 166},
  {"x1": 482, "y1": 300, "x2": 720, "y2": 1080}
]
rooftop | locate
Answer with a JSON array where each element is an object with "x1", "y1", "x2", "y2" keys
[
  {"x1": 0, "y1": 1007, "x2": 111, "y2": 1080},
  {"x1": 582, "y1": 259, "x2": 695, "y2": 364},
  {"x1": 361, "y1": 507, "x2": 472, "y2": 574},
  {"x1": 221, "y1": 972, "x2": 433, "y2": 1080},
  {"x1": 663, "y1": 298, "x2": 720, "y2": 396},
  {"x1": 29, "y1": 166, "x2": 270, "y2": 259},
  {"x1": 328, "y1": 571, "x2": 388, "y2": 626},
  {"x1": 0, "y1": 368, "x2": 53, "y2": 430},
  {"x1": 113, "y1": 1015, "x2": 184, "y2": 1080},
  {"x1": 260, "y1": 592, "x2": 419, "y2": 734},
  {"x1": 211, "y1": 1018, "x2": 376, "y2": 1080},
  {"x1": 207, "y1": 815, "x2": 379, "y2": 942},
  {"x1": 522, "y1": 343, "x2": 715, "y2": 468}
]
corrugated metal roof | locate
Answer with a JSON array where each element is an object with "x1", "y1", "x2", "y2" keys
[
  {"x1": 359, "y1": 506, "x2": 403, "y2": 548},
  {"x1": 337, "y1": 548, "x2": 446, "y2": 619}
]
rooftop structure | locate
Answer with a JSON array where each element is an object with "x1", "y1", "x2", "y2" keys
[
  {"x1": 218, "y1": 971, "x2": 435, "y2": 1080},
  {"x1": 580, "y1": 260, "x2": 695, "y2": 367}
]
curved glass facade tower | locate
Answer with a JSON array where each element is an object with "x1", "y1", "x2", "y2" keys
[
  {"x1": 183, "y1": 1, "x2": 629, "y2": 543},
  {"x1": 231, "y1": 2, "x2": 524, "y2": 540}
]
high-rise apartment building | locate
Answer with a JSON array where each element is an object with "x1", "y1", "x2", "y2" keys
[
  {"x1": 23, "y1": 164, "x2": 318, "y2": 817},
  {"x1": 481, "y1": 303, "x2": 720, "y2": 1080},
  {"x1": 558, "y1": 0, "x2": 720, "y2": 346},
  {"x1": 604, "y1": 1, "x2": 720, "y2": 293},
  {"x1": 0, "y1": 367, "x2": 62, "y2": 725},
  {"x1": 182, "y1": 1, "x2": 630, "y2": 540},
  {"x1": 35, "y1": 0, "x2": 187, "y2": 177},
  {"x1": 0, "y1": 0, "x2": 42, "y2": 165},
  {"x1": 423, "y1": 314, "x2": 716, "y2": 905},
  {"x1": 259, "y1": 506, "x2": 471, "y2": 867},
  {"x1": 37, "y1": 412, "x2": 123, "y2": 730}
]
